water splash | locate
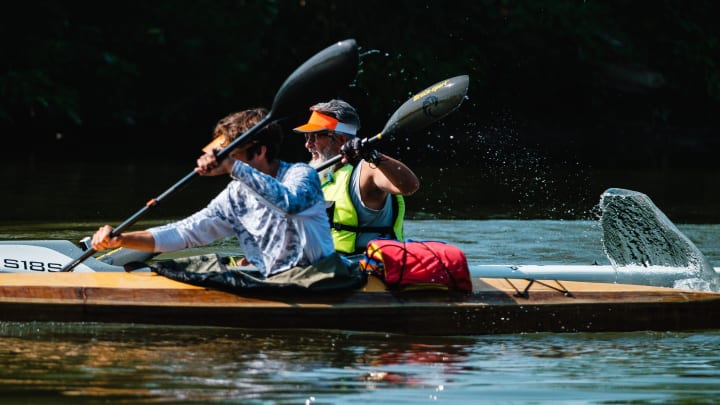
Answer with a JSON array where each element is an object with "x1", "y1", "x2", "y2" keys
[
  {"x1": 461, "y1": 110, "x2": 593, "y2": 219},
  {"x1": 599, "y1": 188, "x2": 720, "y2": 292}
]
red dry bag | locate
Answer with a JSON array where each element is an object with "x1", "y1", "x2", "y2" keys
[{"x1": 359, "y1": 239, "x2": 472, "y2": 292}]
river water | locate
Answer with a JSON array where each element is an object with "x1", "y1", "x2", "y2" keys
[{"x1": 1, "y1": 219, "x2": 720, "y2": 404}]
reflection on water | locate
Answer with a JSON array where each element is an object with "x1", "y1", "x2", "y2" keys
[
  {"x1": 0, "y1": 322, "x2": 475, "y2": 403},
  {"x1": 2, "y1": 322, "x2": 720, "y2": 403}
]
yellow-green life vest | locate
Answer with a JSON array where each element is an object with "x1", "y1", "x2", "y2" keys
[{"x1": 322, "y1": 164, "x2": 405, "y2": 254}]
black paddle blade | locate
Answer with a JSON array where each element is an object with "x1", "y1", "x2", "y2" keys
[
  {"x1": 381, "y1": 75, "x2": 469, "y2": 136},
  {"x1": 217, "y1": 39, "x2": 358, "y2": 160},
  {"x1": 270, "y1": 39, "x2": 359, "y2": 119}
]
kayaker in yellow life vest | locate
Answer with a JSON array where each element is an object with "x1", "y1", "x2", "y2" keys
[{"x1": 293, "y1": 100, "x2": 420, "y2": 254}]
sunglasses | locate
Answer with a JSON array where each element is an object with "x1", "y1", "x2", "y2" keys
[{"x1": 303, "y1": 132, "x2": 333, "y2": 143}]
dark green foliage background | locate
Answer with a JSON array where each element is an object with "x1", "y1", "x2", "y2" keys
[
  {"x1": 2, "y1": 0, "x2": 719, "y2": 221},
  {"x1": 3, "y1": 1, "x2": 718, "y2": 161}
]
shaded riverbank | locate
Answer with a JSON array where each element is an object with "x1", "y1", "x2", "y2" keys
[{"x1": 2, "y1": 161, "x2": 718, "y2": 223}]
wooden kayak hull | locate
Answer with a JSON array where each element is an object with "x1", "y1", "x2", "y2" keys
[{"x1": 1, "y1": 272, "x2": 719, "y2": 335}]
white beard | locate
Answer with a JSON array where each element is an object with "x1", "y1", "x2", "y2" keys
[{"x1": 309, "y1": 143, "x2": 341, "y2": 184}]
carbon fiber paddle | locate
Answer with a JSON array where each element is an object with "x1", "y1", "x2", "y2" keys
[
  {"x1": 60, "y1": 39, "x2": 359, "y2": 272},
  {"x1": 314, "y1": 75, "x2": 470, "y2": 172}
]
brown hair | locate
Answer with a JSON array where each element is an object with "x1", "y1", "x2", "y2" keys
[{"x1": 212, "y1": 108, "x2": 284, "y2": 162}]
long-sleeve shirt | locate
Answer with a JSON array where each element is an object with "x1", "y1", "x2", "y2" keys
[{"x1": 149, "y1": 159, "x2": 334, "y2": 277}]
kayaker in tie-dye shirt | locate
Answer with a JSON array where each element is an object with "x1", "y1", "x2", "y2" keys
[{"x1": 90, "y1": 108, "x2": 336, "y2": 278}]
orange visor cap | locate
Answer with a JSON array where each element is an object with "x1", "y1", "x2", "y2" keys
[{"x1": 293, "y1": 111, "x2": 358, "y2": 135}]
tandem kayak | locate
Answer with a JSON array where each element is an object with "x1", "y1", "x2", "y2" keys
[
  {"x1": 1, "y1": 270, "x2": 719, "y2": 335},
  {"x1": 0, "y1": 188, "x2": 718, "y2": 335}
]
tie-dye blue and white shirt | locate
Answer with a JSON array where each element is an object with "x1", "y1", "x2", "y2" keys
[{"x1": 148, "y1": 160, "x2": 334, "y2": 277}]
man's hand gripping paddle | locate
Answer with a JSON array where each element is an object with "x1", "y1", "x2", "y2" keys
[{"x1": 314, "y1": 75, "x2": 470, "y2": 172}]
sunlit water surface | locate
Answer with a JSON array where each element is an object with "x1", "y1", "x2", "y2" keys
[{"x1": 1, "y1": 220, "x2": 720, "y2": 403}]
